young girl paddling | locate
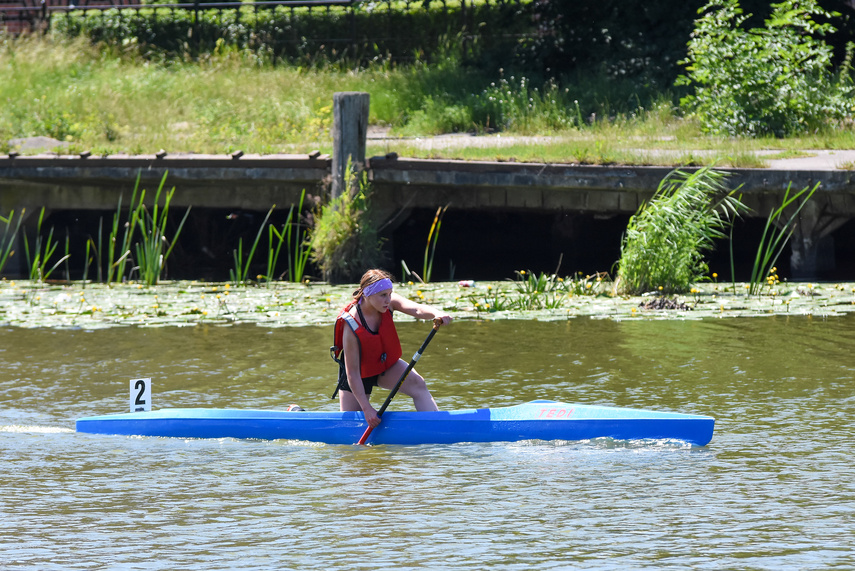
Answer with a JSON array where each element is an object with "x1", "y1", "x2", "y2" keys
[{"x1": 333, "y1": 269, "x2": 452, "y2": 428}]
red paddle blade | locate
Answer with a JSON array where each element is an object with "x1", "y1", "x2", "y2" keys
[{"x1": 357, "y1": 425, "x2": 374, "y2": 445}]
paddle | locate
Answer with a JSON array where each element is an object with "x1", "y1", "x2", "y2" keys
[{"x1": 356, "y1": 318, "x2": 443, "y2": 445}]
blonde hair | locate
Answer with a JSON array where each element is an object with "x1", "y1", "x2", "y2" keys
[{"x1": 353, "y1": 269, "x2": 394, "y2": 303}]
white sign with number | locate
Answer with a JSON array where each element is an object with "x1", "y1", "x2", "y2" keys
[{"x1": 130, "y1": 378, "x2": 152, "y2": 412}]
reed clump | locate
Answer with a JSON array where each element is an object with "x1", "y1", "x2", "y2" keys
[{"x1": 615, "y1": 167, "x2": 745, "y2": 295}]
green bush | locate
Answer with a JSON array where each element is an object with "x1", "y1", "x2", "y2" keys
[{"x1": 677, "y1": 0, "x2": 855, "y2": 137}]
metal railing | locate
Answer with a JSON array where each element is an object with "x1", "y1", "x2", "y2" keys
[{"x1": 1, "y1": 0, "x2": 532, "y2": 63}]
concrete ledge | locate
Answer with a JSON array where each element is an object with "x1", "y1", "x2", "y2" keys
[
  {"x1": 2, "y1": 153, "x2": 855, "y2": 216},
  {"x1": 0, "y1": 153, "x2": 331, "y2": 210}
]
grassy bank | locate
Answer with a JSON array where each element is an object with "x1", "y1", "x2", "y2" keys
[
  {"x1": 2, "y1": 278, "x2": 854, "y2": 329},
  {"x1": 3, "y1": 37, "x2": 855, "y2": 165}
]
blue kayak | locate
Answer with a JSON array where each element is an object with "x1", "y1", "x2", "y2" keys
[{"x1": 75, "y1": 401, "x2": 715, "y2": 446}]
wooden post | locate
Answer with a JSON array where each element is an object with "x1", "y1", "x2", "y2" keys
[{"x1": 331, "y1": 92, "x2": 370, "y2": 199}]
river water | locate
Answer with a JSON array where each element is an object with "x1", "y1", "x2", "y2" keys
[{"x1": 1, "y1": 316, "x2": 854, "y2": 570}]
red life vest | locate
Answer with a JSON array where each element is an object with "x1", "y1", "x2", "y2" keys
[{"x1": 332, "y1": 301, "x2": 402, "y2": 378}]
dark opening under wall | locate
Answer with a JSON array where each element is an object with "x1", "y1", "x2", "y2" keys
[{"x1": 24, "y1": 207, "x2": 855, "y2": 284}]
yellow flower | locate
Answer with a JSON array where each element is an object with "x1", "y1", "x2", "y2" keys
[{"x1": 712, "y1": 272, "x2": 718, "y2": 279}]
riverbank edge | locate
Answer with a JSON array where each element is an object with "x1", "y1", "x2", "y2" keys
[{"x1": 2, "y1": 279, "x2": 854, "y2": 329}]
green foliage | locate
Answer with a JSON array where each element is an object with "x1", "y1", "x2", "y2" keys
[
  {"x1": 510, "y1": 270, "x2": 570, "y2": 310},
  {"x1": 616, "y1": 167, "x2": 745, "y2": 295},
  {"x1": 49, "y1": 1, "x2": 530, "y2": 67},
  {"x1": 283, "y1": 189, "x2": 311, "y2": 283},
  {"x1": 678, "y1": 0, "x2": 855, "y2": 137},
  {"x1": 0, "y1": 209, "x2": 25, "y2": 276},
  {"x1": 132, "y1": 173, "x2": 191, "y2": 286},
  {"x1": 748, "y1": 182, "x2": 819, "y2": 295},
  {"x1": 475, "y1": 75, "x2": 576, "y2": 133},
  {"x1": 230, "y1": 206, "x2": 274, "y2": 286},
  {"x1": 422, "y1": 205, "x2": 448, "y2": 284},
  {"x1": 23, "y1": 207, "x2": 70, "y2": 282},
  {"x1": 308, "y1": 167, "x2": 385, "y2": 284},
  {"x1": 107, "y1": 178, "x2": 140, "y2": 285},
  {"x1": 468, "y1": 270, "x2": 611, "y2": 313}
]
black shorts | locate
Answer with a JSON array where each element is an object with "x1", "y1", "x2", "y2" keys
[{"x1": 337, "y1": 363, "x2": 380, "y2": 395}]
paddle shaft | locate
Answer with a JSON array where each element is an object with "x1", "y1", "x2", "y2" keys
[{"x1": 356, "y1": 319, "x2": 442, "y2": 445}]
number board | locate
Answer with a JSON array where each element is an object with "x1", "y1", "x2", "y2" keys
[{"x1": 130, "y1": 378, "x2": 152, "y2": 412}]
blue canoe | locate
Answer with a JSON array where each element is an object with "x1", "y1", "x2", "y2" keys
[{"x1": 76, "y1": 401, "x2": 715, "y2": 446}]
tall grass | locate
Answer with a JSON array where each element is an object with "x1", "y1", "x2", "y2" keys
[
  {"x1": 281, "y1": 189, "x2": 311, "y2": 283},
  {"x1": 748, "y1": 182, "x2": 820, "y2": 295},
  {"x1": 106, "y1": 178, "x2": 141, "y2": 285},
  {"x1": 4, "y1": 36, "x2": 855, "y2": 161},
  {"x1": 230, "y1": 206, "x2": 274, "y2": 285},
  {"x1": 23, "y1": 207, "x2": 70, "y2": 281},
  {"x1": 0, "y1": 209, "x2": 25, "y2": 275},
  {"x1": 422, "y1": 205, "x2": 448, "y2": 284},
  {"x1": 132, "y1": 173, "x2": 191, "y2": 285},
  {"x1": 616, "y1": 167, "x2": 746, "y2": 295}
]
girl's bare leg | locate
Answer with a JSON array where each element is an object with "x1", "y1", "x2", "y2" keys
[{"x1": 378, "y1": 359, "x2": 439, "y2": 411}]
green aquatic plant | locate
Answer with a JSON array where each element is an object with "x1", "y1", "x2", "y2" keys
[
  {"x1": 510, "y1": 270, "x2": 568, "y2": 310},
  {"x1": 231, "y1": 206, "x2": 274, "y2": 286},
  {"x1": 280, "y1": 189, "x2": 311, "y2": 283},
  {"x1": 23, "y1": 207, "x2": 70, "y2": 282},
  {"x1": 416, "y1": 204, "x2": 449, "y2": 284},
  {"x1": 132, "y1": 173, "x2": 191, "y2": 286},
  {"x1": 616, "y1": 167, "x2": 745, "y2": 295},
  {"x1": 468, "y1": 283, "x2": 512, "y2": 313},
  {"x1": 565, "y1": 271, "x2": 612, "y2": 297},
  {"x1": 748, "y1": 182, "x2": 819, "y2": 295},
  {"x1": 0, "y1": 209, "x2": 25, "y2": 276},
  {"x1": 107, "y1": 177, "x2": 141, "y2": 285}
]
